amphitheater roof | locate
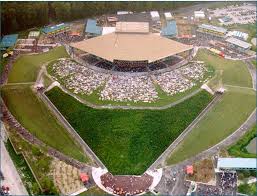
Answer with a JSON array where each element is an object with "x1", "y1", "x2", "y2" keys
[{"x1": 70, "y1": 33, "x2": 192, "y2": 63}]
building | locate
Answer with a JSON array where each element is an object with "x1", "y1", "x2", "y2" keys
[
  {"x1": 70, "y1": 27, "x2": 192, "y2": 68},
  {"x1": 28, "y1": 31, "x2": 40, "y2": 39},
  {"x1": 218, "y1": 16, "x2": 232, "y2": 24},
  {"x1": 115, "y1": 22, "x2": 149, "y2": 34},
  {"x1": 161, "y1": 21, "x2": 177, "y2": 37},
  {"x1": 226, "y1": 37, "x2": 252, "y2": 52},
  {"x1": 164, "y1": 12, "x2": 173, "y2": 21},
  {"x1": 107, "y1": 16, "x2": 118, "y2": 23},
  {"x1": 102, "y1": 27, "x2": 116, "y2": 35},
  {"x1": 85, "y1": 19, "x2": 103, "y2": 37},
  {"x1": 117, "y1": 11, "x2": 129, "y2": 15},
  {"x1": 227, "y1": 31, "x2": 249, "y2": 41},
  {"x1": 194, "y1": 11, "x2": 205, "y2": 19},
  {"x1": 0, "y1": 34, "x2": 18, "y2": 50},
  {"x1": 150, "y1": 11, "x2": 160, "y2": 21},
  {"x1": 41, "y1": 23, "x2": 70, "y2": 35},
  {"x1": 217, "y1": 158, "x2": 256, "y2": 170},
  {"x1": 197, "y1": 24, "x2": 227, "y2": 38}
]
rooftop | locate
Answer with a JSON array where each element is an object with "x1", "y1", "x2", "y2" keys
[
  {"x1": 71, "y1": 32, "x2": 192, "y2": 63},
  {"x1": 0, "y1": 34, "x2": 18, "y2": 49},
  {"x1": 198, "y1": 24, "x2": 227, "y2": 34},
  {"x1": 41, "y1": 23, "x2": 69, "y2": 34},
  {"x1": 28, "y1": 31, "x2": 40, "y2": 38},
  {"x1": 161, "y1": 21, "x2": 177, "y2": 37},
  {"x1": 115, "y1": 22, "x2": 149, "y2": 34},
  {"x1": 226, "y1": 37, "x2": 252, "y2": 49},
  {"x1": 85, "y1": 19, "x2": 102, "y2": 35},
  {"x1": 217, "y1": 158, "x2": 256, "y2": 170}
]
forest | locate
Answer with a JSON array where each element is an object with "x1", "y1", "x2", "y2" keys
[{"x1": 1, "y1": 1, "x2": 197, "y2": 35}]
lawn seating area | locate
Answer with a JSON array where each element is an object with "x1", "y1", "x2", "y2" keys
[
  {"x1": 8, "y1": 46, "x2": 69, "y2": 83},
  {"x1": 46, "y1": 87, "x2": 213, "y2": 174},
  {"x1": 1, "y1": 85, "x2": 88, "y2": 163},
  {"x1": 167, "y1": 50, "x2": 255, "y2": 165}
]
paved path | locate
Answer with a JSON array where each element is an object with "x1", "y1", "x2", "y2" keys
[
  {"x1": 1, "y1": 127, "x2": 28, "y2": 195},
  {"x1": 149, "y1": 94, "x2": 222, "y2": 169},
  {"x1": 245, "y1": 60, "x2": 256, "y2": 90}
]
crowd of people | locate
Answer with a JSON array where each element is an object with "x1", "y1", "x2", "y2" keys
[
  {"x1": 101, "y1": 172, "x2": 153, "y2": 196},
  {"x1": 193, "y1": 171, "x2": 237, "y2": 195},
  {"x1": 100, "y1": 75, "x2": 158, "y2": 103},
  {"x1": 216, "y1": 171, "x2": 237, "y2": 195},
  {"x1": 155, "y1": 62, "x2": 207, "y2": 96},
  {"x1": 49, "y1": 31, "x2": 84, "y2": 44},
  {"x1": 51, "y1": 59, "x2": 109, "y2": 95},
  {"x1": 51, "y1": 59, "x2": 207, "y2": 102}
]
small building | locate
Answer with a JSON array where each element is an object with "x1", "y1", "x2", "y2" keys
[
  {"x1": 0, "y1": 34, "x2": 18, "y2": 50},
  {"x1": 218, "y1": 16, "x2": 232, "y2": 24},
  {"x1": 107, "y1": 16, "x2": 118, "y2": 23},
  {"x1": 217, "y1": 158, "x2": 256, "y2": 170},
  {"x1": 85, "y1": 19, "x2": 103, "y2": 37},
  {"x1": 164, "y1": 12, "x2": 173, "y2": 21},
  {"x1": 115, "y1": 22, "x2": 149, "y2": 34},
  {"x1": 194, "y1": 11, "x2": 205, "y2": 19},
  {"x1": 150, "y1": 11, "x2": 160, "y2": 21},
  {"x1": 186, "y1": 165, "x2": 194, "y2": 175},
  {"x1": 41, "y1": 23, "x2": 70, "y2": 35},
  {"x1": 197, "y1": 24, "x2": 227, "y2": 38},
  {"x1": 117, "y1": 11, "x2": 129, "y2": 15},
  {"x1": 28, "y1": 31, "x2": 40, "y2": 39},
  {"x1": 102, "y1": 27, "x2": 116, "y2": 35},
  {"x1": 226, "y1": 37, "x2": 252, "y2": 52},
  {"x1": 161, "y1": 21, "x2": 177, "y2": 37},
  {"x1": 227, "y1": 31, "x2": 249, "y2": 41}
]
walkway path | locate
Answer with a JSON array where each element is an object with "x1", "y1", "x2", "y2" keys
[
  {"x1": 1, "y1": 126, "x2": 28, "y2": 195},
  {"x1": 245, "y1": 60, "x2": 256, "y2": 90}
]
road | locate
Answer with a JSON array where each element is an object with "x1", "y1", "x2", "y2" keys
[{"x1": 1, "y1": 126, "x2": 28, "y2": 195}]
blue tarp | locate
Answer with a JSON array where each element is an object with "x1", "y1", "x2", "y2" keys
[
  {"x1": 85, "y1": 19, "x2": 102, "y2": 35},
  {"x1": 41, "y1": 23, "x2": 69, "y2": 34},
  {"x1": 0, "y1": 34, "x2": 18, "y2": 50},
  {"x1": 161, "y1": 21, "x2": 177, "y2": 37}
]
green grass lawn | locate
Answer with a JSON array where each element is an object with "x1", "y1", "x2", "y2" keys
[
  {"x1": 46, "y1": 86, "x2": 213, "y2": 174},
  {"x1": 8, "y1": 46, "x2": 68, "y2": 83},
  {"x1": 228, "y1": 124, "x2": 256, "y2": 158},
  {"x1": 196, "y1": 49, "x2": 252, "y2": 88},
  {"x1": 251, "y1": 60, "x2": 256, "y2": 68},
  {"x1": 79, "y1": 186, "x2": 110, "y2": 196},
  {"x1": 167, "y1": 88, "x2": 256, "y2": 164},
  {"x1": 1, "y1": 85, "x2": 88, "y2": 163},
  {"x1": 238, "y1": 182, "x2": 257, "y2": 196}
]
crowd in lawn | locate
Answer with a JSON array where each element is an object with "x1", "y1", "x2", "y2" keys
[
  {"x1": 51, "y1": 59, "x2": 207, "y2": 102},
  {"x1": 155, "y1": 62, "x2": 207, "y2": 96},
  {"x1": 100, "y1": 75, "x2": 158, "y2": 103},
  {"x1": 51, "y1": 59, "x2": 109, "y2": 95}
]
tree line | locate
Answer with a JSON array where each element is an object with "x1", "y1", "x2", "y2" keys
[{"x1": 1, "y1": 1, "x2": 198, "y2": 35}]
